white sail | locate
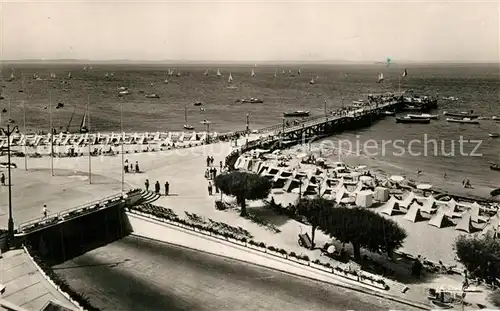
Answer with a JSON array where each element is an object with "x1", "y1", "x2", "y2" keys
[
  {"x1": 9, "y1": 71, "x2": 14, "y2": 81},
  {"x1": 282, "y1": 70, "x2": 285, "y2": 75},
  {"x1": 204, "y1": 69, "x2": 209, "y2": 76},
  {"x1": 273, "y1": 69, "x2": 277, "y2": 78},
  {"x1": 217, "y1": 69, "x2": 221, "y2": 77},
  {"x1": 297, "y1": 68, "x2": 301, "y2": 75},
  {"x1": 68, "y1": 72, "x2": 72, "y2": 79},
  {"x1": 164, "y1": 77, "x2": 169, "y2": 84},
  {"x1": 251, "y1": 68, "x2": 256, "y2": 77},
  {"x1": 309, "y1": 78, "x2": 315, "y2": 84},
  {"x1": 228, "y1": 72, "x2": 233, "y2": 83},
  {"x1": 377, "y1": 73, "x2": 384, "y2": 82}
]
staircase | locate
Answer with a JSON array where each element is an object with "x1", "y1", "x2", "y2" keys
[{"x1": 138, "y1": 190, "x2": 161, "y2": 204}]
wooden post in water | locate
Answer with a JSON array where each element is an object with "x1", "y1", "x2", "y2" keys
[
  {"x1": 23, "y1": 100, "x2": 27, "y2": 170},
  {"x1": 88, "y1": 95, "x2": 92, "y2": 184}
]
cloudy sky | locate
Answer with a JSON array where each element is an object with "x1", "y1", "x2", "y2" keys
[{"x1": 0, "y1": 0, "x2": 498, "y2": 62}]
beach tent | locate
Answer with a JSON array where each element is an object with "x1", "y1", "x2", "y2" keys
[
  {"x1": 380, "y1": 197, "x2": 400, "y2": 216},
  {"x1": 445, "y1": 199, "x2": 460, "y2": 215},
  {"x1": 428, "y1": 209, "x2": 450, "y2": 228},
  {"x1": 283, "y1": 178, "x2": 300, "y2": 193},
  {"x1": 399, "y1": 192, "x2": 416, "y2": 208},
  {"x1": 335, "y1": 187, "x2": 349, "y2": 204},
  {"x1": 404, "y1": 202, "x2": 424, "y2": 222},
  {"x1": 455, "y1": 212, "x2": 473, "y2": 233},
  {"x1": 421, "y1": 195, "x2": 437, "y2": 214},
  {"x1": 469, "y1": 203, "x2": 481, "y2": 223}
]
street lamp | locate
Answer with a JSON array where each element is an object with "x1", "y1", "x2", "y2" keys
[
  {"x1": 0, "y1": 124, "x2": 19, "y2": 244},
  {"x1": 245, "y1": 113, "x2": 250, "y2": 145}
]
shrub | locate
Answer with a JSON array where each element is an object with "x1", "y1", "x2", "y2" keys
[
  {"x1": 279, "y1": 249, "x2": 288, "y2": 255},
  {"x1": 258, "y1": 242, "x2": 266, "y2": 248},
  {"x1": 489, "y1": 290, "x2": 500, "y2": 308},
  {"x1": 267, "y1": 246, "x2": 277, "y2": 252},
  {"x1": 289, "y1": 252, "x2": 297, "y2": 258}
]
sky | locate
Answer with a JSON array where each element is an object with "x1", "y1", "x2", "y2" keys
[{"x1": 0, "y1": 0, "x2": 498, "y2": 62}]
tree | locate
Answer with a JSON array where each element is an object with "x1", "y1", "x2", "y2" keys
[
  {"x1": 295, "y1": 197, "x2": 334, "y2": 249},
  {"x1": 214, "y1": 171, "x2": 272, "y2": 216},
  {"x1": 321, "y1": 207, "x2": 407, "y2": 260},
  {"x1": 454, "y1": 235, "x2": 500, "y2": 284}
]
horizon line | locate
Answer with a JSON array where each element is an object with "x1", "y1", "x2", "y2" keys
[{"x1": 1, "y1": 59, "x2": 498, "y2": 65}]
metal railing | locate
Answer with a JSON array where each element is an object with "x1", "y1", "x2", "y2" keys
[{"x1": 17, "y1": 192, "x2": 126, "y2": 232}]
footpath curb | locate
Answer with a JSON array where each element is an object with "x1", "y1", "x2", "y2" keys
[{"x1": 127, "y1": 212, "x2": 431, "y2": 310}]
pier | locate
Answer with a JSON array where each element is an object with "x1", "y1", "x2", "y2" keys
[{"x1": 225, "y1": 99, "x2": 417, "y2": 169}]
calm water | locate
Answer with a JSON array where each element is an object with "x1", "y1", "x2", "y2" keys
[{"x1": 1, "y1": 63, "x2": 499, "y2": 188}]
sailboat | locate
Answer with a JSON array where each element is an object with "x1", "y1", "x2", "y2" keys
[
  {"x1": 67, "y1": 72, "x2": 72, "y2": 79},
  {"x1": 183, "y1": 105, "x2": 194, "y2": 130},
  {"x1": 176, "y1": 70, "x2": 181, "y2": 77},
  {"x1": 227, "y1": 72, "x2": 237, "y2": 89},
  {"x1": 7, "y1": 70, "x2": 14, "y2": 82},
  {"x1": 309, "y1": 77, "x2": 315, "y2": 85},
  {"x1": 273, "y1": 69, "x2": 277, "y2": 78},
  {"x1": 64, "y1": 106, "x2": 77, "y2": 133},
  {"x1": 377, "y1": 73, "x2": 384, "y2": 83},
  {"x1": 282, "y1": 70, "x2": 285, "y2": 75},
  {"x1": 251, "y1": 68, "x2": 256, "y2": 77},
  {"x1": 297, "y1": 68, "x2": 301, "y2": 75},
  {"x1": 164, "y1": 76, "x2": 169, "y2": 84},
  {"x1": 204, "y1": 69, "x2": 209, "y2": 76},
  {"x1": 80, "y1": 104, "x2": 89, "y2": 133},
  {"x1": 217, "y1": 69, "x2": 222, "y2": 77}
]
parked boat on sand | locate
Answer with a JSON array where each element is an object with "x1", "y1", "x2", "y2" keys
[
  {"x1": 396, "y1": 117, "x2": 430, "y2": 124},
  {"x1": 490, "y1": 163, "x2": 500, "y2": 171},
  {"x1": 284, "y1": 110, "x2": 310, "y2": 117},
  {"x1": 446, "y1": 118, "x2": 479, "y2": 124},
  {"x1": 443, "y1": 111, "x2": 479, "y2": 119},
  {"x1": 489, "y1": 133, "x2": 499, "y2": 138}
]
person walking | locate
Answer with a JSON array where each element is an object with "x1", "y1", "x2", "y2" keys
[
  {"x1": 208, "y1": 181, "x2": 213, "y2": 195},
  {"x1": 155, "y1": 181, "x2": 160, "y2": 194},
  {"x1": 165, "y1": 181, "x2": 169, "y2": 196},
  {"x1": 145, "y1": 179, "x2": 150, "y2": 191},
  {"x1": 0, "y1": 173, "x2": 5, "y2": 186},
  {"x1": 135, "y1": 161, "x2": 140, "y2": 173},
  {"x1": 42, "y1": 205, "x2": 48, "y2": 218}
]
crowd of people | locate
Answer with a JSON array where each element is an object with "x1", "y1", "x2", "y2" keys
[{"x1": 144, "y1": 179, "x2": 170, "y2": 196}]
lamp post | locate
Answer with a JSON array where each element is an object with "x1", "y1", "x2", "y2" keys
[
  {"x1": 1, "y1": 124, "x2": 19, "y2": 244},
  {"x1": 245, "y1": 113, "x2": 250, "y2": 145}
]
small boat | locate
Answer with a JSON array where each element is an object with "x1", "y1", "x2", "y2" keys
[
  {"x1": 443, "y1": 111, "x2": 479, "y2": 119},
  {"x1": 492, "y1": 116, "x2": 499, "y2": 120},
  {"x1": 396, "y1": 117, "x2": 430, "y2": 124},
  {"x1": 442, "y1": 96, "x2": 458, "y2": 101},
  {"x1": 176, "y1": 71, "x2": 181, "y2": 77},
  {"x1": 489, "y1": 133, "x2": 499, "y2": 138},
  {"x1": 217, "y1": 69, "x2": 222, "y2": 77},
  {"x1": 446, "y1": 118, "x2": 479, "y2": 124},
  {"x1": 193, "y1": 101, "x2": 203, "y2": 106},
  {"x1": 228, "y1": 72, "x2": 233, "y2": 83},
  {"x1": 204, "y1": 69, "x2": 209, "y2": 76},
  {"x1": 402, "y1": 105, "x2": 423, "y2": 112},
  {"x1": 79, "y1": 105, "x2": 89, "y2": 134},
  {"x1": 284, "y1": 110, "x2": 310, "y2": 117},
  {"x1": 251, "y1": 68, "x2": 256, "y2": 77},
  {"x1": 118, "y1": 90, "x2": 130, "y2": 96},
  {"x1": 183, "y1": 105, "x2": 194, "y2": 130},
  {"x1": 490, "y1": 163, "x2": 500, "y2": 171},
  {"x1": 408, "y1": 114, "x2": 439, "y2": 120},
  {"x1": 145, "y1": 94, "x2": 160, "y2": 99},
  {"x1": 309, "y1": 78, "x2": 315, "y2": 85},
  {"x1": 382, "y1": 111, "x2": 395, "y2": 116},
  {"x1": 377, "y1": 72, "x2": 384, "y2": 83},
  {"x1": 238, "y1": 98, "x2": 263, "y2": 104},
  {"x1": 164, "y1": 77, "x2": 169, "y2": 84}
]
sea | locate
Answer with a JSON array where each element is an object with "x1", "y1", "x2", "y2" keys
[{"x1": 1, "y1": 62, "x2": 499, "y2": 190}]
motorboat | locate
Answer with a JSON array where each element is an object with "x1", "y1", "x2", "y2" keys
[
  {"x1": 489, "y1": 133, "x2": 499, "y2": 138},
  {"x1": 446, "y1": 118, "x2": 479, "y2": 124},
  {"x1": 401, "y1": 105, "x2": 423, "y2": 112},
  {"x1": 382, "y1": 111, "x2": 395, "y2": 116},
  {"x1": 283, "y1": 110, "x2": 310, "y2": 117},
  {"x1": 237, "y1": 98, "x2": 263, "y2": 104},
  {"x1": 407, "y1": 113, "x2": 439, "y2": 120},
  {"x1": 492, "y1": 116, "x2": 499, "y2": 120},
  {"x1": 490, "y1": 163, "x2": 500, "y2": 171},
  {"x1": 442, "y1": 96, "x2": 458, "y2": 101},
  {"x1": 396, "y1": 117, "x2": 430, "y2": 124},
  {"x1": 193, "y1": 101, "x2": 203, "y2": 106},
  {"x1": 118, "y1": 90, "x2": 130, "y2": 96},
  {"x1": 443, "y1": 111, "x2": 479, "y2": 119},
  {"x1": 145, "y1": 94, "x2": 160, "y2": 99}
]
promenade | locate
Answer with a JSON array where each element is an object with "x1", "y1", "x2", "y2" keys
[{"x1": 0, "y1": 126, "x2": 496, "y2": 309}]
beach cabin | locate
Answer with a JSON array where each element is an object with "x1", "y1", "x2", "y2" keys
[
  {"x1": 355, "y1": 190, "x2": 373, "y2": 208},
  {"x1": 373, "y1": 187, "x2": 389, "y2": 202},
  {"x1": 398, "y1": 192, "x2": 417, "y2": 210}
]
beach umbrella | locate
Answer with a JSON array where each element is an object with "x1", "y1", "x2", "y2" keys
[
  {"x1": 390, "y1": 175, "x2": 404, "y2": 183},
  {"x1": 326, "y1": 245, "x2": 336, "y2": 254},
  {"x1": 417, "y1": 184, "x2": 433, "y2": 191},
  {"x1": 355, "y1": 165, "x2": 367, "y2": 170},
  {"x1": 297, "y1": 152, "x2": 309, "y2": 159}
]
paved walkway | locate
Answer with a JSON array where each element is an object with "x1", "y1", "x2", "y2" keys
[
  {"x1": 0, "y1": 135, "x2": 496, "y2": 309},
  {"x1": 0, "y1": 249, "x2": 78, "y2": 311}
]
